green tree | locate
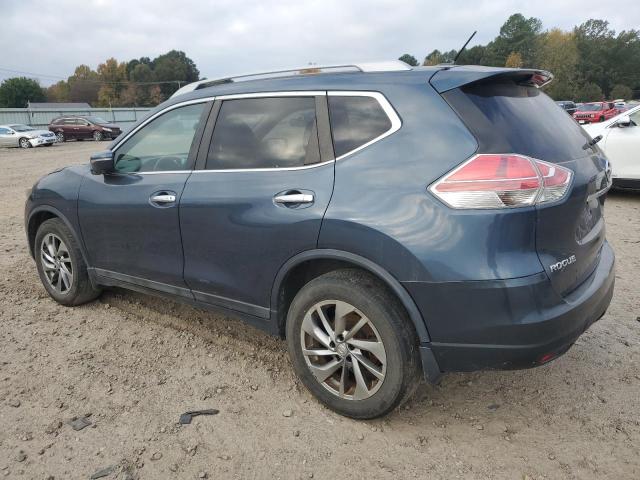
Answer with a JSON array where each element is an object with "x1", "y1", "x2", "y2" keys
[
  {"x1": 505, "y1": 52, "x2": 523, "y2": 68},
  {"x1": 536, "y1": 29, "x2": 579, "y2": 99},
  {"x1": 489, "y1": 13, "x2": 543, "y2": 66},
  {"x1": 456, "y1": 45, "x2": 489, "y2": 65},
  {"x1": 46, "y1": 80, "x2": 70, "y2": 103},
  {"x1": 423, "y1": 49, "x2": 456, "y2": 65},
  {"x1": 575, "y1": 82, "x2": 603, "y2": 102},
  {"x1": 152, "y1": 50, "x2": 200, "y2": 98},
  {"x1": 609, "y1": 30, "x2": 640, "y2": 95},
  {"x1": 121, "y1": 63, "x2": 155, "y2": 106},
  {"x1": 0, "y1": 77, "x2": 46, "y2": 107},
  {"x1": 398, "y1": 54, "x2": 418, "y2": 66},
  {"x1": 610, "y1": 84, "x2": 633, "y2": 100},
  {"x1": 574, "y1": 19, "x2": 617, "y2": 97},
  {"x1": 96, "y1": 58, "x2": 128, "y2": 107},
  {"x1": 67, "y1": 65, "x2": 100, "y2": 105}
]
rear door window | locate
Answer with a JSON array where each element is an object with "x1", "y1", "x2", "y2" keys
[
  {"x1": 206, "y1": 97, "x2": 319, "y2": 169},
  {"x1": 328, "y1": 95, "x2": 392, "y2": 157}
]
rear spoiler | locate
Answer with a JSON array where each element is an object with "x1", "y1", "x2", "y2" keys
[{"x1": 430, "y1": 65, "x2": 553, "y2": 93}]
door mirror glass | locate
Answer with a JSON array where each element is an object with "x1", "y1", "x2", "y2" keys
[{"x1": 90, "y1": 151, "x2": 115, "y2": 175}]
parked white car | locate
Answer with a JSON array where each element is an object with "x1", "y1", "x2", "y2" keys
[
  {"x1": 0, "y1": 124, "x2": 57, "y2": 148},
  {"x1": 583, "y1": 105, "x2": 640, "y2": 190}
]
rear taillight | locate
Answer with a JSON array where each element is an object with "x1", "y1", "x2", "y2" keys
[{"x1": 429, "y1": 154, "x2": 573, "y2": 209}]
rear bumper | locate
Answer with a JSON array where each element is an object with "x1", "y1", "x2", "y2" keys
[{"x1": 407, "y1": 241, "x2": 615, "y2": 374}]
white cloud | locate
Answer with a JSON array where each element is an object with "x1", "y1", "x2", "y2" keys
[{"x1": 3, "y1": 0, "x2": 640, "y2": 85}]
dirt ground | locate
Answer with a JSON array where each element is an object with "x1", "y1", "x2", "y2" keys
[{"x1": 0, "y1": 141, "x2": 638, "y2": 480}]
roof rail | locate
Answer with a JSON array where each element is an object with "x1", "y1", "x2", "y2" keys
[{"x1": 170, "y1": 60, "x2": 412, "y2": 98}]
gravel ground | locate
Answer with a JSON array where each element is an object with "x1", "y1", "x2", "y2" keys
[{"x1": 0, "y1": 141, "x2": 639, "y2": 480}]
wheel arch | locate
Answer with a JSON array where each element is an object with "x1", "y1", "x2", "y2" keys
[
  {"x1": 27, "y1": 206, "x2": 89, "y2": 266},
  {"x1": 271, "y1": 249, "x2": 431, "y2": 344}
]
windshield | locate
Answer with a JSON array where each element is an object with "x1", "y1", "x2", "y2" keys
[
  {"x1": 579, "y1": 104, "x2": 604, "y2": 111},
  {"x1": 10, "y1": 124, "x2": 35, "y2": 132},
  {"x1": 84, "y1": 116, "x2": 109, "y2": 125}
]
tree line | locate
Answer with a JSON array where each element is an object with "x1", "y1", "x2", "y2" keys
[
  {"x1": 399, "y1": 14, "x2": 640, "y2": 101},
  {"x1": 2, "y1": 14, "x2": 639, "y2": 108},
  {"x1": 0, "y1": 50, "x2": 199, "y2": 108}
]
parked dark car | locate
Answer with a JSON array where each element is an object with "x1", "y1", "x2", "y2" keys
[
  {"x1": 25, "y1": 63, "x2": 615, "y2": 419},
  {"x1": 556, "y1": 100, "x2": 577, "y2": 115},
  {"x1": 48, "y1": 116, "x2": 122, "y2": 142}
]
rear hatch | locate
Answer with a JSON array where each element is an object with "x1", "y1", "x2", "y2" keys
[{"x1": 434, "y1": 68, "x2": 611, "y2": 296}]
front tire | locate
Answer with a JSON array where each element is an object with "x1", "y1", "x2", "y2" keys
[
  {"x1": 35, "y1": 218, "x2": 101, "y2": 306},
  {"x1": 286, "y1": 269, "x2": 420, "y2": 419},
  {"x1": 19, "y1": 137, "x2": 31, "y2": 148},
  {"x1": 55, "y1": 131, "x2": 65, "y2": 143}
]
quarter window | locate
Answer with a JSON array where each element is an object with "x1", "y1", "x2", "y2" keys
[
  {"x1": 114, "y1": 103, "x2": 205, "y2": 173},
  {"x1": 206, "y1": 97, "x2": 320, "y2": 170},
  {"x1": 328, "y1": 95, "x2": 393, "y2": 157}
]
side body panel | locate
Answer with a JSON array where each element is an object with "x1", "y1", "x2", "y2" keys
[
  {"x1": 180, "y1": 165, "x2": 334, "y2": 316},
  {"x1": 25, "y1": 165, "x2": 88, "y2": 255},
  {"x1": 78, "y1": 172, "x2": 191, "y2": 286},
  {"x1": 603, "y1": 123, "x2": 640, "y2": 180},
  {"x1": 318, "y1": 77, "x2": 543, "y2": 284}
]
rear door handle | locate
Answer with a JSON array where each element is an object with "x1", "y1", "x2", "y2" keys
[
  {"x1": 274, "y1": 193, "x2": 314, "y2": 205},
  {"x1": 150, "y1": 192, "x2": 177, "y2": 205}
]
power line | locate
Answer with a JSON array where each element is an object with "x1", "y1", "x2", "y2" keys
[{"x1": 0, "y1": 66, "x2": 186, "y2": 86}]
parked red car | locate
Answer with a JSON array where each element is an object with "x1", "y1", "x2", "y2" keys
[{"x1": 573, "y1": 102, "x2": 617, "y2": 124}]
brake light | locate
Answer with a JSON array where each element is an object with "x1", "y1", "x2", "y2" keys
[{"x1": 429, "y1": 154, "x2": 573, "y2": 209}]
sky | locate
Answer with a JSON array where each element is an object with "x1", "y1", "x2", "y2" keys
[{"x1": 2, "y1": 0, "x2": 640, "y2": 87}]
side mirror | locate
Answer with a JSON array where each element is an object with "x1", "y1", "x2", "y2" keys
[
  {"x1": 616, "y1": 115, "x2": 631, "y2": 127},
  {"x1": 90, "y1": 151, "x2": 115, "y2": 175}
]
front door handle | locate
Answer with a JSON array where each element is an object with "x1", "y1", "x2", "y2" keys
[
  {"x1": 274, "y1": 193, "x2": 314, "y2": 205},
  {"x1": 150, "y1": 193, "x2": 177, "y2": 204}
]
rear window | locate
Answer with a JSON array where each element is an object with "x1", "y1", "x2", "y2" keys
[
  {"x1": 328, "y1": 96, "x2": 392, "y2": 158},
  {"x1": 444, "y1": 81, "x2": 592, "y2": 161}
]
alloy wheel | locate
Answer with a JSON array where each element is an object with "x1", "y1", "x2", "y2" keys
[
  {"x1": 19, "y1": 138, "x2": 31, "y2": 148},
  {"x1": 56, "y1": 132, "x2": 64, "y2": 142},
  {"x1": 40, "y1": 233, "x2": 73, "y2": 294},
  {"x1": 300, "y1": 300, "x2": 387, "y2": 400},
  {"x1": 93, "y1": 131, "x2": 102, "y2": 141}
]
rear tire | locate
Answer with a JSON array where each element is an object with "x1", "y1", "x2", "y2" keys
[
  {"x1": 93, "y1": 131, "x2": 103, "y2": 141},
  {"x1": 34, "y1": 218, "x2": 101, "y2": 306},
  {"x1": 286, "y1": 269, "x2": 421, "y2": 419}
]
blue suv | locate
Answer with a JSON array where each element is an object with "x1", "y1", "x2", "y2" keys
[{"x1": 25, "y1": 62, "x2": 615, "y2": 418}]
